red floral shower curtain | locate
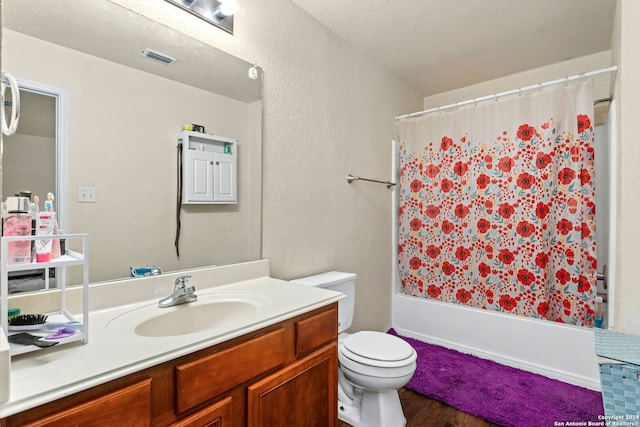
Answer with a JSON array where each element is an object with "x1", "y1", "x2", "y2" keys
[{"x1": 397, "y1": 80, "x2": 597, "y2": 326}]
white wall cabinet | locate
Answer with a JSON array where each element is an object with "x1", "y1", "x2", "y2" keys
[{"x1": 181, "y1": 130, "x2": 237, "y2": 204}]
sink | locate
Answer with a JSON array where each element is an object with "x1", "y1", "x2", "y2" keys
[
  {"x1": 106, "y1": 291, "x2": 268, "y2": 338},
  {"x1": 135, "y1": 300, "x2": 259, "y2": 337}
]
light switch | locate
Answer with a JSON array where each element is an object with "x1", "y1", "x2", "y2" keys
[{"x1": 78, "y1": 187, "x2": 97, "y2": 203}]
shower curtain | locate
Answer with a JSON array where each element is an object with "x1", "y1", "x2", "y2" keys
[{"x1": 397, "y1": 80, "x2": 597, "y2": 326}]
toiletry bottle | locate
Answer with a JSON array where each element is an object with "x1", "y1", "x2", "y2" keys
[
  {"x1": 51, "y1": 216, "x2": 62, "y2": 259},
  {"x1": 45, "y1": 194, "x2": 62, "y2": 259},
  {"x1": 594, "y1": 296, "x2": 604, "y2": 329},
  {"x1": 35, "y1": 211, "x2": 55, "y2": 262}
]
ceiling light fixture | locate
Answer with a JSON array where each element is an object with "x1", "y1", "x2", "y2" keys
[{"x1": 164, "y1": 0, "x2": 238, "y2": 34}]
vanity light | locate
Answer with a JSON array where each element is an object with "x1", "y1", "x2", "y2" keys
[
  {"x1": 164, "y1": 0, "x2": 238, "y2": 34},
  {"x1": 214, "y1": 0, "x2": 239, "y2": 19}
]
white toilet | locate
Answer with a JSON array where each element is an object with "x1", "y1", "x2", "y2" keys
[{"x1": 291, "y1": 272, "x2": 417, "y2": 427}]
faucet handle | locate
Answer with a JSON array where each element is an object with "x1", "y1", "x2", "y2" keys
[{"x1": 174, "y1": 275, "x2": 192, "y2": 288}]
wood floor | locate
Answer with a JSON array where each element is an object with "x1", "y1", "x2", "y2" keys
[{"x1": 337, "y1": 388, "x2": 500, "y2": 427}]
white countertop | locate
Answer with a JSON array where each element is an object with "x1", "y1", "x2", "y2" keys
[{"x1": 0, "y1": 260, "x2": 343, "y2": 418}]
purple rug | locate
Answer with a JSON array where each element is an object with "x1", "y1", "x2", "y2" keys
[{"x1": 389, "y1": 329, "x2": 605, "y2": 427}]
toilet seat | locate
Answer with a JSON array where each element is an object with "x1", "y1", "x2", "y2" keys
[{"x1": 340, "y1": 331, "x2": 417, "y2": 368}]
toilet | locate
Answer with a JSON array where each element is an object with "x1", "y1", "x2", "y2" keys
[{"x1": 291, "y1": 272, "x2": 417, "y2": 427}]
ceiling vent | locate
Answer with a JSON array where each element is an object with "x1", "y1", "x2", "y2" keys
[{"x1": 140, "y1": 48, "x2": 177, "y2": 65}]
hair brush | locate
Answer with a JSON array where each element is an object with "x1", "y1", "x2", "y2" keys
[{"x1": 8, "y1": 314, "x2": 48, "y2": 330}]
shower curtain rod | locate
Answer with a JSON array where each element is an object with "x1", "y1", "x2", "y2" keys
[{"x1": 395, "y1": 65, "x2": 618, "y2": 121}]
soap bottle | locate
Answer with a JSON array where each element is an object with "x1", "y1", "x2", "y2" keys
[{"x1": 594, "y1": 296, "x2": 604, "y2": 329}]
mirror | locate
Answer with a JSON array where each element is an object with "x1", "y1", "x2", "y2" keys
[
  {"x1": 2, "y1": 0, "x2": 263, "y2": 290},
  {"x1": 3, "y1": 90, "x2": 56, "y2": 205}
]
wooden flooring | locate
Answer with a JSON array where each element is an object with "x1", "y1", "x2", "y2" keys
[{"x1": 337, "y1": 388, "x2": 500, "y2": 427}]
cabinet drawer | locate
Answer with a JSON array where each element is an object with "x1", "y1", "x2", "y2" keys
[
  {"x1": 169, "y1": 396, "x2": 232, "y2": 427},
  {"x1": 295, "y1": 306, "x2": 338, "y2": 356},
  {"x1": 176, "y1": 328, "x2": 286, "y2": 412},
  {"x1": 22, "y1": 379, "x2": 152, "y2": 427}
]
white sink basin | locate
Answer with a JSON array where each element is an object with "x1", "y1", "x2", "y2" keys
[{"x1": 106, "y1": 291, "x2": 269, "y2": 338}]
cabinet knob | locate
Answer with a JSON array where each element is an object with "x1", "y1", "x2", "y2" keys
[{"x1": 209, "y1": 161, "x2": 214, "y2": 165}]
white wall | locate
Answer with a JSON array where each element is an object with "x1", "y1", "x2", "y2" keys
[
  {"x1": 240, "y1": 0, "x2": 423, "y2": 332},
  {"x1": 3, "y1": 134, "x2": 55, "y2": 202},
  {"x1": 612, "y1": 0, "x2": 640, "y2": 335}
]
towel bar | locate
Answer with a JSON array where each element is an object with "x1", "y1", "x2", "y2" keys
[{"x1": 347, "y1": 174, "x2": 395, "y2": 189}]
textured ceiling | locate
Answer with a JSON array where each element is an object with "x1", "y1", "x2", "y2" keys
[{"x1": 292, "y1": 0, "x2": 617, "y2": 97}]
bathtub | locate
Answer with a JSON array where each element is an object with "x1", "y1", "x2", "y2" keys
[
  {"x1": 390, "y1": 139, "x2": 602, "y2": 391},
  {"x1": 392, "y1": 293, "x2": 602, "y2": 390}
]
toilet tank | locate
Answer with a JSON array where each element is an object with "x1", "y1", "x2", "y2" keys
[{"x1": 290, "y1": 271, "x2": 355, "y2": 333}]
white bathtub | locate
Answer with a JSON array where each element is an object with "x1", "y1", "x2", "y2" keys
[
  {"x1": 393, "y1": 293, "x2": 601, "y2": 390},
  {"x1": 390, "y1": 140, "x2": 602, "y2": 391}
]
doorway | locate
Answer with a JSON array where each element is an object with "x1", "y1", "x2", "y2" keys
[{"x1": 2, "y1": 77, "x2": 68, "y2": 293}]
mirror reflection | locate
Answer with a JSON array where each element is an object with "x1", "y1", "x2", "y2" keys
[
  {"x1": 2, "y1": 89, "x2": 58, "y2": 293},
  {"x1": 2, "y1": 0, "x2": 263, "y2": 292},
  {"x1": 3, "y1": 90, "x2": 55, "y2": 204}
]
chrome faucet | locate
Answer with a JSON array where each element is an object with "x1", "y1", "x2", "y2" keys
[{"x1": 158, "y1": 275, "x2": 198, "y2": 308}]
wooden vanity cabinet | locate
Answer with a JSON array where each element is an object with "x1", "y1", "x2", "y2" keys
[{"x1": 1, "y1": 303, "x2": 338, "y2": 427}]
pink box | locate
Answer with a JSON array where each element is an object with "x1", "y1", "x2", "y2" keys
[{"x1": 2, "y1": 214, "x2": 32, "y2": 265}]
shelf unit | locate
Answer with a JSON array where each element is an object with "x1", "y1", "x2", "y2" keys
[{"x1": 1, "y1": 233, "x2": 89, "y2": 356}]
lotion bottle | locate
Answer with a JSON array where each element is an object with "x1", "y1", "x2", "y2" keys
[
  {"x1": 46, "y1": 193, "x2": 62, "y2": 259},
  {"x1": 35, "y1": 211, "x2": 54, "y2": 262}
]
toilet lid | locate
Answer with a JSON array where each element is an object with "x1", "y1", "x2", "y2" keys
[{"x1": 342, "y1": 331, "x2": 415, "y2": 362}]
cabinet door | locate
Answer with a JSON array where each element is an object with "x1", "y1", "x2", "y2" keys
[
  {"x1": 247, "y1": 343, "x2": 338, "y2": 427},
  {"x1": 169, "y1": 396, "x2": 232, "y2": 427},
  {"x1": 184, "y1": 150, "x2": 214, "y2": 203},
  {"x1": 213, "y1": 154, "x2": 237, "y2": 203}
]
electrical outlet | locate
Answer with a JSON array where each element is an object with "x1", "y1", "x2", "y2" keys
[{"x1": 78, "y1": 187, "x2": 97, "y2": 203}]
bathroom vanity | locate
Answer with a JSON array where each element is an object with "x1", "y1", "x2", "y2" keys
[{"x1": 0, "y1": 260, "x2": 342, "y2": 426}]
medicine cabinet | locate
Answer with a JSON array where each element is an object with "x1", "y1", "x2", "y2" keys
[{"x1": 181, "y1": 130, "x2": 237, "y2": 204}]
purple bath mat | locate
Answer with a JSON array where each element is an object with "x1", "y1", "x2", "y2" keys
[{"x1": 388, "y1": 329, "x2": 605, "y2": 427}]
